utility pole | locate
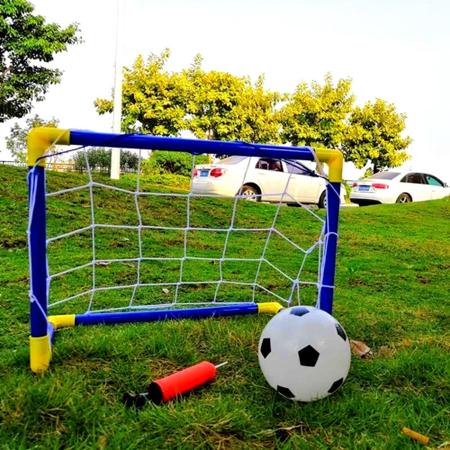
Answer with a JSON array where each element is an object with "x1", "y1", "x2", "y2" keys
[{"x1": 110, "y1": 0, "x2": 122, "y2": 180}]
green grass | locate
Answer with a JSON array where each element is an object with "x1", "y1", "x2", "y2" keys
[{"x1": 0, "y1": 164, "x2": 449, "y2": 449}]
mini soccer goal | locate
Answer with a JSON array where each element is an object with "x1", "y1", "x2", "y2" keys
[{"x1": 27, "y1": 128, "x2": 343, "y2": 373}]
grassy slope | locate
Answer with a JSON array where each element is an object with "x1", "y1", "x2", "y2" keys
[{"x1": 0, "y1": 165, "x2": 449, "y2": 449}]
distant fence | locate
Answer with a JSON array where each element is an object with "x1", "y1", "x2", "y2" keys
[
  {"x1": 1, "y1": 160, "x2": 27, "y2": 168},
  {"x1": 0, "y1": 160, "x2": 137, "y2": 174}
]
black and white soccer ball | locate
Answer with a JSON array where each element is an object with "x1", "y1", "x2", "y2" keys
[{"x1": 258, "y1": 306, "x2": 351, "y2": 402}]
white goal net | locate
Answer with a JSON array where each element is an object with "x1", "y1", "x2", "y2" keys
[{"x1": 36, "y1": 146, "x2": 337, "y2": 318}]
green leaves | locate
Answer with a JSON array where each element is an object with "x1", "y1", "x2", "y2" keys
[
  {"x1": 95, "y1": 50, "x2": 281, "y2": 144},
  {"x1": 121, "y1": 52, "x2": 188, "y2": 137},
  {"x1": 184, "y1": 67, "x2": 281, "y2": 143},
  {"x1": 94, "y1": 51, "x2": 412, "y2": 171},
  {"x1": 72, "y1": 148, "x2": 139, "y2": 173},
  {"x1": 142, "y1": 151, "x2": 209, "y2": 177},
  {"x1": 344, "y1": 99, "x2": 412, "y2": 170},
  {"x1": 0, "y1": 0, "x2": 80, "y2": 122},
  {"x1": 279, "y1": 74, "x2": 355, "y2": 149},
  {"x1": 6, "y1": 114, "x2": 59, "y2": 162},
  {"x1": 276, "y1": 74, "x2": 411, "y2": 171}
]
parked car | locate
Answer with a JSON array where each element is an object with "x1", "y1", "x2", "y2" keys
[
  {"x1": 192, "y1": 156, "x2": 344, "y2": 207},
  {"x1": 350, "y1": 171, "x2": 449, "y2": 205}
]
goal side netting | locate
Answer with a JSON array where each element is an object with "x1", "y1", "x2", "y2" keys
[{"x1": 27, "y1": 128, "x2": 343, "y2": 373}]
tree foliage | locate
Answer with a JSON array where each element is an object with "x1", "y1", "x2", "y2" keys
[
  {"x1": 95, "y1": 50, "x2": 187, "y2": 136},
  {"x1": 279, "y1": 74, "x2": 354, "y2": 149},
  {"x1": 95, "y1": 50, "x2": 281, "y2": 143},
  {"x1": 73, "y1": 149, "x2": 139, "y2": 173},
  {"x1": 143, "y1": 150, "x2": 209, "y2": 177},
  {"x1": 184, "y1": 56, "x2": 281, "y2": 143},
  {"x1": 95, "y1": 50, "x2": 411, "y2": 172},
  {"x1": 279, "y1": 74, "x2": 411, "y2": 170},
  {"x1": 6, "y1": 114, "x2": 59, "y2": 162},
  {"x1": 343, "y1": 99, "x2": 412, "y2": 171},
  {"x1": 0, "y1": 0, "x2": 80, "y2": 122}
]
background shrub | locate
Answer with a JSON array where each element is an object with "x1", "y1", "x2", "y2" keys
[
  {"x1": 143, "y1": 151, "x2": 209, "y2": 176},
  {"x1": 73, "y1": 149, "x2": 139, "y2": 173}
]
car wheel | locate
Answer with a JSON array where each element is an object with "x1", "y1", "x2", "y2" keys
[
  {"x1": 396, "y1": 193, "x2": 412, "y2": 203},
  {"x1": 318, "y1": 191, "x2": 327, "y2": 209},
  {"x1": 239, "y1": 184, "x2": 260, "y2": 201}
]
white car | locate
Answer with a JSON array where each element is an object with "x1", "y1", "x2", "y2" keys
[
  {"x1": 192, "y1": 156, "x2": 340, "y2": 207},
  {"x1": 350, "y1": 171, "x2": 449, "y2": 205}
]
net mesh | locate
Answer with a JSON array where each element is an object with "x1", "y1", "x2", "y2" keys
[{"x1": 28, "y1": 144, "x2": 340, "y2": 318}]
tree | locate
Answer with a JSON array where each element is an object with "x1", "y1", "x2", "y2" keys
[
  {"x1": 343, "y1": 99, "x2": 411, "y2": 172},
  {"x1": 142, "y1": 150, "x2": 208, "y2": 177},
  {"x1": 279, "y1": 74, "x2": 354, "y2": 149},
  {"x1": 95, "y1": 50, "x2": 188, "y2": 136},
  {"x1": 95, "y1": 50, "x2": 282, "y2": 143},
  {"x1": 184, "y1": 56, "x2": 281, "y2": 143},
  {"x1": 6, "y1": 114, "x2": 59, "y2": 162},
  {"x1": 73, "y1": 149, "x2": 139, "y2": 173},
  {"x1": 119, "y1": 150, "x2": 139, "y2": 172},
  {"x1": 95, "y1": 52, "x2": 411, "y2": 170},
  {"x1": 0, "y1": 0, "x2": 80, "y2": 122},
  {"x1": 280, "y1": 75, "x2": 411, "y2": 170}
]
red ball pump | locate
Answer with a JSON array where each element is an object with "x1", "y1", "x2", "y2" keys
[{"x1": 123, "y1": 361, "x2": 227, "y2": 407}]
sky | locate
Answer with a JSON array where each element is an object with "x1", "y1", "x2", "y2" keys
[{"x1": 1, "y1": 0, "x2": 449, "y2": 181}]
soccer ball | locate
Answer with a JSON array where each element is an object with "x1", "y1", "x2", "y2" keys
[{"x1": 258, "y1": 306, "x2": 351, "y2": 402}]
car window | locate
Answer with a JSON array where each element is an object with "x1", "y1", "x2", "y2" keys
[
  {"x1": 255, "y1": 158, "x2": 284, "y2": 172},
  {"x1": 424, "y1": 174, "x2": 444, "y2": 187},
  {"x1": 369, "y1": 171, "x2": 400, "y2": 180},
  {"x1": 401, "y1": 173, "x2": 425, "y2": 184},
  {"x1": 285, "y1": 161, "x2": 309, "y2": 175}
]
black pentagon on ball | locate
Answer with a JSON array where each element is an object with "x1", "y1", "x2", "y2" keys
[
  {"x1": 289, "y1": 306, "x2": 310, "y2": 317},
  {"x1": 335, "y1": 323, "x2": 347, "y2": 341},
  {"x1": 277, "y1": 385, "x2": 295, "y2": 399},
  {"x1": 328, "y1": 377, "x2": 344, "y2": 393},
  {"x1": 260, "y1": 337, "x2": 271, "y2": 358},
  {"x1": 298, "y1": 345, "x2": 320, "y2": 367}
]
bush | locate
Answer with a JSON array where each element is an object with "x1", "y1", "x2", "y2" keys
[
  {"x1": 120, "y1": 151, "x2": 139, "y2": 171},
  {"x1": 143, "y1": 151, "x2": 209, "y2": 176},
  {"x1": 73, "y1": 148, "x2": 110, "y2": 172},
  {"x1": 73, "y1": 149, "x2": 139, "y2": 173}
]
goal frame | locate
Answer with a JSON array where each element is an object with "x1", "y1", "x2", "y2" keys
[{"x1": 27, "y1": 128, "x2": 343, "y2": 373}]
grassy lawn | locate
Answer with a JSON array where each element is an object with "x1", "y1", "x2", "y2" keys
[{"x1": 0, "y1": 164, "x2": 449, "y2": 449}]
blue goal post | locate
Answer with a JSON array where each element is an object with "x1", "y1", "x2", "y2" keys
[{"x1": 27, "y1": 128, "x2": 343, "y2": 373}]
